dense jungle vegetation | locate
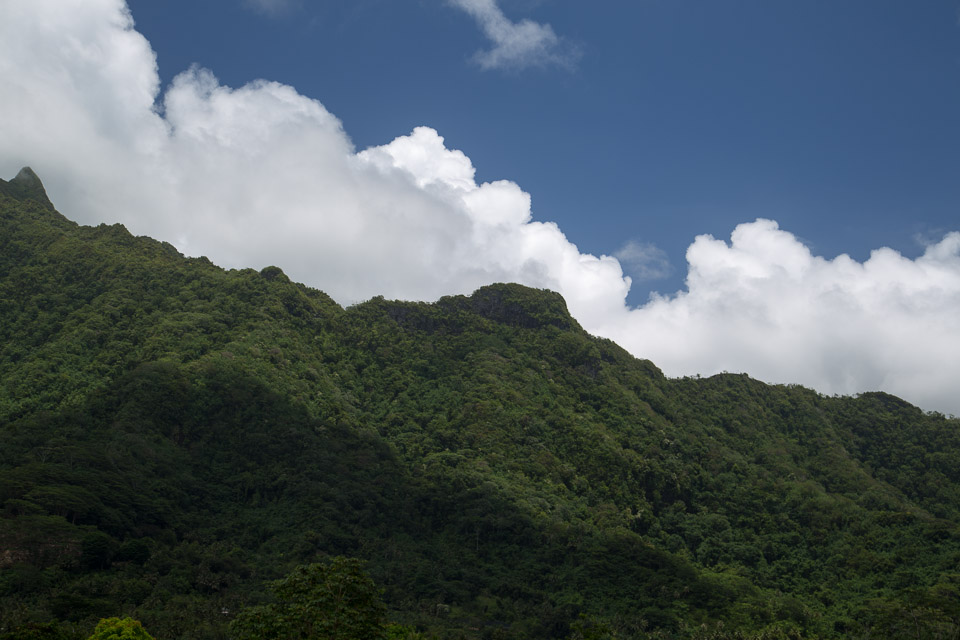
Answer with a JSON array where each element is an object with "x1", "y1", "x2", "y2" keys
[{"x1": 2, "y1": 168, "x2": 960, "y2": 639}]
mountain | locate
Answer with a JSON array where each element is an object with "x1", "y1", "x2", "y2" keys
[
  {"x1": 0, "y1": 167, "x2": 55, "y2": 212},
  {"x1": 2, "y1": 169, "x2": 959, "y2": 639}
]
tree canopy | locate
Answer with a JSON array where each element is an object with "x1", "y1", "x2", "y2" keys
[
  {"x1": 231, "y1": 558, "x2": 387, "y2": 640},
  {"x1": 86, "y1": 618, "x2": 154, "y2": 640}
]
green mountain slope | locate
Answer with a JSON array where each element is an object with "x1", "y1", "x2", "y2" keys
[{"x1": 2, "y1": 170, "x2": 959, "y2": 639}]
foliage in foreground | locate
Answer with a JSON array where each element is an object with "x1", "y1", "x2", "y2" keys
[
  {"x1": 231, "y1": 557, "x2": 387, "y2": 640},
  {"x1": 85, "y1": 618, "x2": 155, "y2": 640}
]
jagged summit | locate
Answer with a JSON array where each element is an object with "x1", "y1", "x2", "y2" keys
[
  {"x1": 0, "y1": 165, "x2": 55, "y2": 211},
  {"x1": 12, "y1": 166, "x2": 43, "y2": 187}
]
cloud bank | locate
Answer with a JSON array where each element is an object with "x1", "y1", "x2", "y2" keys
[
  {"x1": 2, "y1": 0, "x2": 959, "y2": 415},
  {"x1": 447, "y1": 0, "x2": 580, "y2": 71}
]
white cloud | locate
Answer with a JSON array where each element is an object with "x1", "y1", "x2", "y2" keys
[
  {"x1": 615, "y1": 240, "x2": 673, "y2": 282},
  {"x1": 0, "y1": 0, "x2": 622, "y2": 317},
  {"x1": 447, "y1": 0, "x2": 580, "y2": 71},
  {"x1": 2, "y1": 1, "x2": 960, "y2": 416},
  {"x1": 243, "y1": 0, "x2": 299, "y2": 17},
  {"x1": 604, "y1": 221, "x2": 960, "y2": 416}
]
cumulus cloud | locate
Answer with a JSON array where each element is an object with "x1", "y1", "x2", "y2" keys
[
  {"x1": 448, "y1": 0, "x2": 580, "y2": 70},
  {"x1": 615, "y1": 240, "x2": 673, "y2": 282},
  {"x1": 605, "y1": 221, "x2": 960, "y2": 415},
  {"x1": 0, "y1": 0, "x2": 623, "y2": 318},
  {"x1": 2, "y1": 1, "x2": 960, "y2": 415}
]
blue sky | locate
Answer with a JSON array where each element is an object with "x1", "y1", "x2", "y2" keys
[
  {"x1": 127, "y1": 0, "x2": 960, "y2": 304},
  {"x1": 2, "y1": 0, "x2": 960, "y2": 414}
]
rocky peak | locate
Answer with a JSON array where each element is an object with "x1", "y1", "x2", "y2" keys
[{"x1": 0, "y1": 166, "x2": 55, "y2": 211}]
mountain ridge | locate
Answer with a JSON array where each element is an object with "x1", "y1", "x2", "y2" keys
[{"x1": 2, "y1": 169, "x2": 960, "y2": 639}]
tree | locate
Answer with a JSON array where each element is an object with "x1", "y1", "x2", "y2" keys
[
  {"x1": 86, "y1": 618, "x2": 155, "y2": 640},
  {"x1": 231, "y1": 557, "x2": 388, "y2": 640}
]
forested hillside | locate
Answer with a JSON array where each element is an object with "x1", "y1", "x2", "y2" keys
[{"x1": 2, "y1": 169, "x2": 960, "y2": 639}]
